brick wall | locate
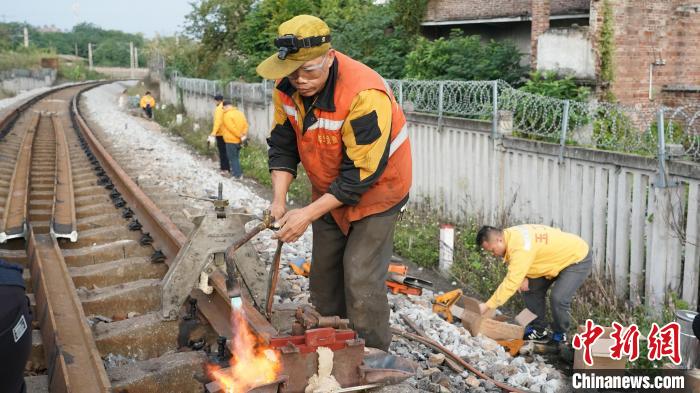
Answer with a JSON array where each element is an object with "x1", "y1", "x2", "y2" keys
[
  {"x1": 590, "y1": 0, "x2": 700, "y2": 107},
  {"x1": 531, "y1": 0, "x2": 551, "y2": 68},
  {"x1": 424, "y1": 0, "x2": 589, "y2": 22}
]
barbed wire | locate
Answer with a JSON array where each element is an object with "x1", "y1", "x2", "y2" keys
[{"x1": 169, "y1": 74, "x2": 700, "y2": 163}]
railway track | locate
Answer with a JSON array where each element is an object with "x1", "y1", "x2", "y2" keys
[
  {"x1": 0, "y1": 82, "x2": 532, "y2": 393},
  {"x1": 0, "y1": 83, "x2": 229, "y2": 393}
]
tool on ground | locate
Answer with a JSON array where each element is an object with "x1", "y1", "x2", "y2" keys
[
  {"x1": 386, "y1": 262, "x2": 433, "y2": 296},
  {"x1": 496, "y1": 339, "x2": 525, "y2": 356},
  {"x1": 385, "y1": 280, "x2": 422, "y2": 296},
  {"x1": 431, "y1": 289, "x2": 463, "y2": 323},
  {"x1": 287, "y1": 259, "x2": 432, "y2": 296},
  {"x1": 265, "y1": 240, "x2": 284, "y2": 319},
  {"x1": 289, "y1": 256, "x2": 311, "y2": 277}
]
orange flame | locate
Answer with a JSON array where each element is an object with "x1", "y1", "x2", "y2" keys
[{"x1": 207, "y1": 309, "x2": 280, "y2": 393}]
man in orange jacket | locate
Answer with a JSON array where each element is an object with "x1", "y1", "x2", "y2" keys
[{"x1": 256, "y1": 15, "x2": 411, "y2": 350}]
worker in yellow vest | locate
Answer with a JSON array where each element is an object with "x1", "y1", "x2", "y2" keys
[
  {"x1": 220, "y1": 101, "x2": 248, "y2": 179},
  {"x1": 476, "y1": 224, "x2": 591, "y2": 349},
  {"x1": 139, "y1": 91, "x2": 156, "y2": 119},
  {"x1": 256, "y1": 15, "x2": 411, "y2": 351},
  {"x1": 207, "y1": 94, "x2": 231, "y2": 175}
]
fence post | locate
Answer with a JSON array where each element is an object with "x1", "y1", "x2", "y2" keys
[
  {"x1": 398, "y1": 80, "x2": 404, "y2": 108},
  {"x1": 437, "y1": 81, "x2": 444, "y2": 131},
  {"x1": 558, "y1": 100, "x2": 570, "y2": 164},
  {"x1": 656, "y1": 108, "x2": 668, "y2": 188},
  {"x1": 491, "y1": 81, "x2": 499, "y2": 138}
]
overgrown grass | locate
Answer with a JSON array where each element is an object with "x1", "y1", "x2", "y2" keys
[
  {"x1": 153, "y1": 104, "x2": 312, "y2": 205},
  {"x1": 0, "y1": 48, "x2": 54, "y2": 71},
  {"x1": 58, "y1": 62, "x2": 105, "y2": 81},
  {"x1": 0, "y1": 88, "x2": 15, "y2": 99},
  {"x1": 394, "y1": 207, "x2": 685, "y2": 369}
]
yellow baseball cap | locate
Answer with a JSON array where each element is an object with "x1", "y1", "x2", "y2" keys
[{"x1": 256, "y1": 15, "x2": 331, "y2": 80}]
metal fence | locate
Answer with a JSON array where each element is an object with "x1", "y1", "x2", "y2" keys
[{"x1": 168, "y1": 74, "x2": 700, "y2": 163}]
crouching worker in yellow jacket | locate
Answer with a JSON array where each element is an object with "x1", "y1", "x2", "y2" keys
[
  {"x1": 220, "y1": 101, "x2": 249, "y2": 179},
  {"x1": 139, "y1": 91, "x2": 156, "y2": 119},
  {"x1": 476, "y1": 225, "x2": 591, "y2": 349}
]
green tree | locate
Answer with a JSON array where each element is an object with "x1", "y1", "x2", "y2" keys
[
  {"x1": 184, "y1": 0, "x2": 254, "y2": 76},
  {"x1": 404, "y1": 30, "x2": 525, "y2": 83},
  {"x1": 519, "y1": 71, "x2": 590, "y2": 101},
  {"x1": 92, "y1": 39, "x2": 130, "y2": 67}
]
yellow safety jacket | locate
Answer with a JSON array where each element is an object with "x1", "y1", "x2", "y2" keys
[
  {"x1": 485, "y1": 225, "x2": 590, "y2": 309},
  {"x1": 210, "y1": 102, "x2": 224, "y2": 136},
  {"x1": 221, "y1": 106, "x2": 248, "y2": 144},
  {"x1": 139, "y1": 95, "x2": 155, "y2": 109},
  {"x1": 268, "y1": 51, "x2": 411, "y2": 234}
]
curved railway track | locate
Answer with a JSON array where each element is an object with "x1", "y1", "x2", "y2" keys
[{"x1": 0, "y1": 83, "x2": 226, "y2": 393}]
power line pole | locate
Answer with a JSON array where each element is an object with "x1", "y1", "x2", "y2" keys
[
  {"x1": 135, "y1": 46, "x2": 139, "y2": 69},
  {"x1": 88, "y1": 43, "x2": 93, "y2": 70},
  {"x1": 23, "y1": 27, "x2": 28, "y2": 48},
  {"x1": 129, "y1": 41, "x2": 134, "y2": 78}
]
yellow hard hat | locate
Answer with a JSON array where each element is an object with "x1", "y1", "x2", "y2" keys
[{"x1": 256, "y1": 15, "x2": 331, "y2": 80}]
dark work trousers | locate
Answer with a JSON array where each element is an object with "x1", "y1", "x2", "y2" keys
[
  {"x1": 309, "y1": 212, "x2": 398, "y2": 351},
  {"x1": 143, "y1": 105, "x2": 153, "y2": 119},
  {"x1": 215, "y1": 136, "x2": 231, "y2": 172},
  {"x1": 521, "y1": 251, "x2": 592, "y2": 334},
  {"x1": 0, "y1": 286, "x2": 32, "y2": 393},
  {"x1": 225, "y1": 143, "x2": 243, "y2": 178}
]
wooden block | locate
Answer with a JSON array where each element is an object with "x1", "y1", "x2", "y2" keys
[
  {"x1": 460, "y1": 297, "x2": 524, "y2": 340},
  {"x1": 515, "y1": 308, "x2": 537, "y2": 327}
]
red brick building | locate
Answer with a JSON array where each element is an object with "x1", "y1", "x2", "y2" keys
[
  {"x1": 421, "y1": 0, "x2": 590, "y2": 66},
  {"x1": 423, "y1": 0, "x2": 700, "y2": 108},
  {"x1": 589, "y1": 1, "x2": 700, "y2": 107}
]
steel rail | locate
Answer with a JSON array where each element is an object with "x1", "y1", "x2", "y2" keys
[
  {"x1": 70, "y1": 88, "x2": 276, "y2": 339},
  {"x1": 50, "y1": 114, "x2": 77, "y2": 241},
  {"x1": 0, "y1": 113, "x2": 38, "y2": 243},
  {"x1": 28, "y1": 226, "x2": 111, "y2": 392}
]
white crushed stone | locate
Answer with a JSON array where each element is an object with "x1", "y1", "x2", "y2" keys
[{"x1": 0, "y1": 85, "x2": 54, "y2": 111}]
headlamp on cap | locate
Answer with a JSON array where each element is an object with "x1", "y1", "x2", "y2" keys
[{"x1": 274, "y1": 34, "x2": 331, "y2": 60}]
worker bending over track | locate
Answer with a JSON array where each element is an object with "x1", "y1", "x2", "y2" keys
[
  {"x1": 139, "y1": 91, "x2": 156, "y2": 119},
  {"x1": 257, "y1": 15, "x2": 412, "y2": 350},
  {"x1": 476, "y1": 225, "x2": 592, "y2": 350}
]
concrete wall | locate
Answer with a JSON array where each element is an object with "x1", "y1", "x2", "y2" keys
[
  {"x1": 0, "y1": 69, "x2": 56, "y2": 93},
  {"x1": 1, "y1": 76, "x2": 53, "y2": 93},
  {"x1": 93, "y1": 67, "x2": 150, "y2": 80},
  {"x1": 159, "y1": 79, "x2": 700, "y2": 310},
  {"x1": 537, "y1": 27, "x2": 595, "y2": 78}
]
